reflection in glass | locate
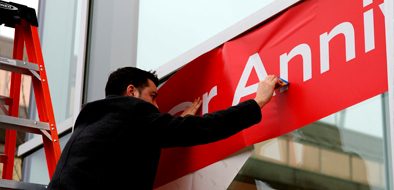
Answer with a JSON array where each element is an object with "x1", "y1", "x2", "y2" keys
[
  {"x1": 41, "y1": 0, "x2": 85, "y2": 123},
  {"x1": 229, "y1": 94, "x2": 387, "y2": 190},
  {"x1": 24, "y1": 134, "x2": 71, "y2": 184},
  {"x1": 138, "y1": 0, "x2": 275, "y2": 71}
]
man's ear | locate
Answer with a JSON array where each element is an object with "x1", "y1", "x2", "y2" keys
[{"x1": 125, "y1": 84, "x2": 137, "y2": 97}]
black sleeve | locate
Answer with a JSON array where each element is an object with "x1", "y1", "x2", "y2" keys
[{"x1": 141, "y1": 99, "x2": 262, "y2": 148}]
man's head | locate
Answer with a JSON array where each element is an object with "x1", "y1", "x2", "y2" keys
[{"x1": 105, "y1": 67, "x2": 160, "y2": 108}]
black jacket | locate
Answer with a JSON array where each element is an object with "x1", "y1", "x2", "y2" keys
[{"x1": 47, "y1": 96, "x2": 261, "y2": 190}]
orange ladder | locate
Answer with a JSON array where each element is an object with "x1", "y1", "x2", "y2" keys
[{"x1": 0, "y1": 0, "x2": 60, "y2": 188}]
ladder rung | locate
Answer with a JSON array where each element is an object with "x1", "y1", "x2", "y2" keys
[
  {"x1": 0, "y1": 56, "x2": 39, "y2": 75},
  {"x1": 0, "y1": 179, "x2": 47, "y2": 190},
  {"x1": 0, "y1": 115, "x2": 49, "y2": 133},
  {"x1": 0, "y1": 95, "x2": 12, "y2": 105}
]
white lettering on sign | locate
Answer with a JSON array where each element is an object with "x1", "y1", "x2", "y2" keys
[
  {"x1": 280, "y1": 43, "x2": 312, "y2": 81},
  {"x1": 320, "y1": 22, "x2": 356, "y2": 74},
  {"x1": 168, "y1": 102, "x2": 192, "y2": 115},
  {"x1": 167, "y1": 1, "x2": 387, "y2": 114},
  {"x1": 231, "y1": 1, "x2": 384, "y2": 105},
  {"x1": 364, "y1": 0, "x2": 375, "y2": 52},
  {"x1": 232, "y1": 53, "x2": 268, "y2": 105},
  {"x1": 202, "y1": 86, "x2": 217, "y2": 114},
  {"x1": 168, "y1": 85, "x2": 218, "y2": 116}
]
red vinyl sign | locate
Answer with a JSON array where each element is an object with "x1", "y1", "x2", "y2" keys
[{"x1": 155, "y1": 0, "x2": 388, "y2": 187}]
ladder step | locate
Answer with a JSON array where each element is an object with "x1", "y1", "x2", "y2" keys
[
  {"x1": 0, "y1": 179, "x2": 47, "y2": 190},
  {"x1": 0, "y1": 95, "x2": 12, "y2": 105},
  {"x1": 0, "y1": 56, "x2": 39, "y2": 75},
  {"x1": 0, "y1": 115, "x2": 49, "y2": 134}
]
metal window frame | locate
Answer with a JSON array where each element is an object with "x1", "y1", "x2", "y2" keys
[{"x1": 383, "y1": 0, "x2": 394, "y2": 188}]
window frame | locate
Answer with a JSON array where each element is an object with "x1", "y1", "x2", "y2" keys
[{"x1": 383, "y1": 0, "x2": 394, "y2": 188}]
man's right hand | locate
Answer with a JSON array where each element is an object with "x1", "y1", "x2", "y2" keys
[{"x1": 254, "y1": 75, "x2": 279, "y2": 108}]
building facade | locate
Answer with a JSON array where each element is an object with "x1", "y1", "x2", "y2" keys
[{"x1": 0, "y1": 0, "x2": 393, "y2": 189}]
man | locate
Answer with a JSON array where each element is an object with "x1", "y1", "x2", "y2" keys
[{"x1": 47, "y1": 67, "x2": 279, "y2": 190}]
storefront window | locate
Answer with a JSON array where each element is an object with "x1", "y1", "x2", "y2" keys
[{"x1": 229, "y1": 94, "x2": 389, "y2": 189}]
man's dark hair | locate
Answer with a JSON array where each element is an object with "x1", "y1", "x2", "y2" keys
[{"x1": 105, "y1": 67, "x2": 159, "y2": 97}]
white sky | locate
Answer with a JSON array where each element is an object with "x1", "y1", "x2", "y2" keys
[{"x1": 0, "y1": 0, "x2": 39, "y2": 38}]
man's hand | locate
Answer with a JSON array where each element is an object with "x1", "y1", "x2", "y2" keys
[
  {"x1": 254, "y1": 75, "x2": 279, "y2": 108},
  {"x1": 181, "y1": 97, "x2": 202, "y2": 117}
]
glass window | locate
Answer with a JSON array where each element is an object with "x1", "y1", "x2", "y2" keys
[
  {"x1": 229, "y1": 94, "x2": 389, "y2": 190},
  {"x1": 320, "y1": 96, "x2": 383, "y2": 138},
  {"x1": 23, "y1": 133, "x2": 71, "y2": 184},
  {"x1": 137, "y1": 0, "x2": 275, "y2": 71},
  {"x1": 41, "y1": 0, "x2": 85, "y2": 123}
]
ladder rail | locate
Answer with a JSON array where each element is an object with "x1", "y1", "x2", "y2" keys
[{"x1": 24, "y1": 23, "x2": 61, "y2": 177}]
